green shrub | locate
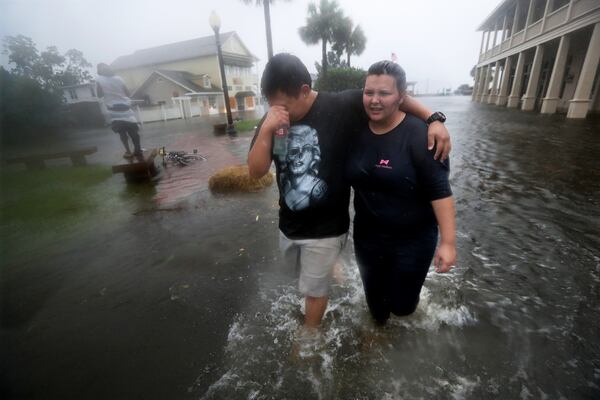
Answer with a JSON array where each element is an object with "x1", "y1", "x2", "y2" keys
[
  {"x1": 315, "y1": 67, "x2": 366, "y2": 92},
  {"x1": 0, "y1": 67, "x2": 65, "y2": 143}
]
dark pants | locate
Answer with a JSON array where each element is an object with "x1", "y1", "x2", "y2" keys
[
  {"x1": 111, "y1": 120, "x2": 141, "y2": 154},
  {"x1": 354, "y1": 226, "x2": 438, "y2": 324}
]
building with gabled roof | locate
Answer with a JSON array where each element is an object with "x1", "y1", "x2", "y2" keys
[{"x1": 110, "y1": 31, "x2": 259, "y2": 112}]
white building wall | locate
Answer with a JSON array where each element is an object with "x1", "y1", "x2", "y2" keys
[{"x1": 475, "y1": 0, "x2": 600, "y2": 117}]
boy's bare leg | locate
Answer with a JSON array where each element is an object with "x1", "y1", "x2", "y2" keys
[{"x1": 304, "y1": 295, "x2": 328, "y2": 328}]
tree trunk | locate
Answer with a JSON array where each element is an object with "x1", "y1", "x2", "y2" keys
[
  {"x1": 347, "y1": 50, "x2": 351, "y2": 68},
  {"x1": 264, "y1": 1, "x2": 274, "y2": 59},
  {"x1": 321, "y1": 37, "x2": 328, "y2": 77}
]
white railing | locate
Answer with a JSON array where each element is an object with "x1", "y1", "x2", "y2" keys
[
  {"x1": 545, "y1": 5, "x2": 569, "y2": 31},
  {"x1": 525, "y1": 20, "x2": 543, "y2": 40},
  {"x1": 132, "y1": 95, "x2": 260, "y2": 124}
]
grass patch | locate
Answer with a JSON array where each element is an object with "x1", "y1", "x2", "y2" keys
[
  {"x1": 234, "y1": 119, "x2": 261, "y2": 133},
  {"x1": 0, "y1": 165, "x2": 112, "y2": 226}
]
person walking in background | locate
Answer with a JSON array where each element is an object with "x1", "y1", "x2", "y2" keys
[
  {"x1": 347, "y1": 61, "x2": 456, "y2": 325},
  {"x1": 248, "y1": 53, "x2": 452, "y2": 334},
  {"x1": 96, "y1": 63, "x2": 143, "y2": 159}
]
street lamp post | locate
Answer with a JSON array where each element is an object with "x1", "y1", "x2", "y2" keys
[{"x1": 209, "y1": 10, "x2": 236, "y2": 135}]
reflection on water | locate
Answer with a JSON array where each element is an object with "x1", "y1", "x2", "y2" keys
[{"x1": 196, "y1": 97, "x2": 600, "y2": 399}]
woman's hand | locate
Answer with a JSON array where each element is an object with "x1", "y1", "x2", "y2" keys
[
  {"x1": 433, "y1": 242, "x2": 456, "y2": 273},
  {"x1": 427, "y1": 121, "x2": 451, "y2": 161}
]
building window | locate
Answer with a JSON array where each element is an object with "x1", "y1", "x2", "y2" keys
[
  {"x1": 516, "y1": 4, "x2": 528, "y2": 31},
  {"x1": 227, "y1": 86, "x2": 233, "y2": 90},
  {"x1": 203, "y1": 76, "x2": 211, "y2": 88},
  {"x1": 530, "y1": 0, "x2": 546, "y2": 24},
  {"x1": 551, "y1": 0, "x2": 569, "y2": 12},
  {"x1": 69, "y1": 88, "x2": 78, "y2": 100}
]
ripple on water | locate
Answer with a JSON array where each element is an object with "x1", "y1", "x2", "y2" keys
[{"x1": 198, "y1": 256, "x2": 477, "y2": 399}]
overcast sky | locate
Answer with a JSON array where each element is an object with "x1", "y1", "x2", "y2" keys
[{"x1": 0, "y1": 0, "x2": 501, "y2": 93}]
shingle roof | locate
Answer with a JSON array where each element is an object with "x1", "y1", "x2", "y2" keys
[
  {"x1": 111, "y1": 32, "x2": 242, "y2": 70},
  {"x1": 156, "y1": 70, "x2": 205, "y2": 92},
  {"x1": 132, "y1": 69, "x2": 222, "y2": 98}
]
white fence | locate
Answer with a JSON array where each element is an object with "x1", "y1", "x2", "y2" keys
[{"x1": 133, "y1": 95, "x2": 261, "y2": 125}]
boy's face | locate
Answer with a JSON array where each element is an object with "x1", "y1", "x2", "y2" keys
[{"x1": 267, "y1": 85, "x2": 310, "y2": 122}]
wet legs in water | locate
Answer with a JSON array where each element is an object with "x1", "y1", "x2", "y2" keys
[
  {"x1": 304, "y1": 295, "x2": 328, "y2": 328},
  {"x1": 354, "y1": 230, "x2": 436, "y2": 325},
  {"x1": 113, "y1": 121, "x2": 142, "y2": 156}
]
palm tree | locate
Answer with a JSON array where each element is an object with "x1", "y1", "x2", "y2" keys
[
  {"x1": 240, "y1": 0, "x2": 290, "y2": 60},
  {"x1": 332, "y1": 18, "x2": 366, "y2": 68},
  {"x1": 298, "y1": 0, "x2": 345, "y2": 77}
]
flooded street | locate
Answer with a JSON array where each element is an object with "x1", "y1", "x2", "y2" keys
[{"x1": 2, "y1": 97, "x2": 599, "y2": 399}]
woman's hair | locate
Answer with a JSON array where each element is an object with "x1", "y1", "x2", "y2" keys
[
  {"x1": 367, "y1": 61, "x2": 407, "y2": 94},
  {"x1": 261, "y1": 53, "x2": 312, "y2": 98}
]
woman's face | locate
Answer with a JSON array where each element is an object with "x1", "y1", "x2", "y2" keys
[{"x1": 363, "y1": 74, "x2": 404, "y2": 124}]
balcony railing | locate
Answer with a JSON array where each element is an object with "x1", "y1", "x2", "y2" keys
[{"x1": 477, "y1": 0, "x2": 599, "y2": 65}]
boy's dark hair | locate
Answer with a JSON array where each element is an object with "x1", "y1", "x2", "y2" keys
[
  {"x1": 261, "y1": 53, "x2": 312, "y2": 98},
  {"x1": 367, "y1": 61, "x2": 407, "y2": 94}
]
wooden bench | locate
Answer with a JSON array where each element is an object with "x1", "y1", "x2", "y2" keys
[
  {"x1": 5, "y1": 146, "x2": 98, "y2": 170},
  {"x1": 112, "y1": 149, "x2": 159, "y2": 183}
]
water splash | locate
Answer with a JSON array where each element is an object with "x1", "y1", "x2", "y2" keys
[{"x1": 199, "y1": 257, "x2": 476, "y2": 399}]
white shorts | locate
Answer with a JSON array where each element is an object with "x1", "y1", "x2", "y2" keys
[{"x1": 279, "y1": 231, "x2": 348, "y2": 297}]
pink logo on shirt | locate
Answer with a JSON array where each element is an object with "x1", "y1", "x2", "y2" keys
[{"x1": 376, "y1": 159, "x2": 392, "y2": 169}]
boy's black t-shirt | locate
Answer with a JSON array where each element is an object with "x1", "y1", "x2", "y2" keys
[
  {"x1": 251, "y1": 90, "x2": 365, "y2": 239},
  {"x1": 346, "y1": 114, "x2": 452, "y2": 236}
]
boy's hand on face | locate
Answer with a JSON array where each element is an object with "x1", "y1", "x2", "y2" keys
[{"x1": 264, "y1": 105, "x2": 290, "y2": 134}]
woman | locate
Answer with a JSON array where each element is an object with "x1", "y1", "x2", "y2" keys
[{"x1": 346, "y1": 61, "x2": 456, "y2": 325}]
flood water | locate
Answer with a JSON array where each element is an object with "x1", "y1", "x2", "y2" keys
[
  {"x1": 196, "y1": 98, "x2": 600, "y2": 399},
  {"x1": 2, "y1": 97, "x2": 599, "y2": 399}
]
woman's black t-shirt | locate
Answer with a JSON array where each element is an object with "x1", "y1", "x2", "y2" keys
[{"x1": 346, "y1": 114, "x2": 452, "y2": 236}]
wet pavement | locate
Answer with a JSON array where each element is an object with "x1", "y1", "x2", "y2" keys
[{"x1": 1, "y1": 98, "x2": 600, "y2": 399}]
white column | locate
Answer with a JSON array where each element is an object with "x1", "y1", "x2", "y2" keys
[
  {"x1": 160, "y1": 104, "x2": 167, "y2": 121},
  {"x1": 522, "y1": 45, "x2": 545, "y2": 111},
  {"x1": 472, "y1": 67, "x2": 482, "y2": 101},
  {"x1": 481, "y1": 65, "x2": 493, "y2": 102},
  {"x1": 541, "y1": 0, "x2": 552, "y2": 32},
  {"x1": 479, "y1": 31, "x2": 486, "y2": 55},
  {"x1": 492, "y1": 22, "x2": 499, "y2": 48},
  {"x1": 478, "y1": 67, "x2": 488, "y2": 102},
  {"x1": 541, "y1": 35, "x2": 571, "y2": 114},
  {"x1": 567, "y1": 22, "x2": 600, "y2": 118},
  {"x1": 524, "y1": 0, "x2": 536, "y2": 36},
  {"x1": 485, "y1": 29, "x2": 492, "y2": 52},
  {"x1": 510, "y1": 1, "x2": 522, "y2": 47},
  {"x1": 497, "y1": 56, "x2": 514, "y2": 106},
  {"x1": 501, "y1": 14, "x2": 508, "y2": 42},
  {"x1": 508, "y1": 52, "x2": 526, "y2": 108},
  {"x1": 566, "y1": 0, "x2": 575, "y2": 21},
  {"x1": 488, "y1": 61, "x2": 502, "y2": 104},
  {"x1": 136, "y1": 105, "x2": 144, "y2": 127}
]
